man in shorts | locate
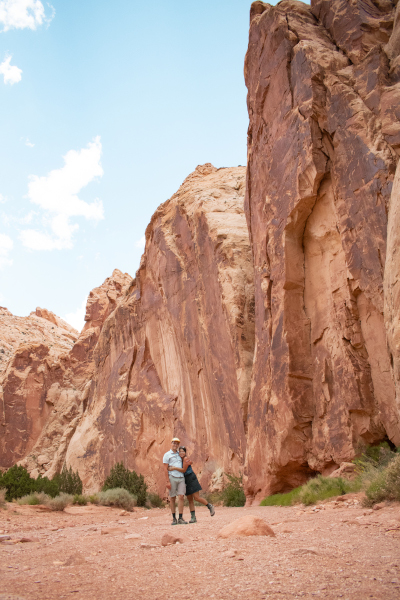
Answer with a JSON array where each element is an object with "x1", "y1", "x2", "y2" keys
[{"x1": 163, "y1": 437, "x2": 188, "y2": 525}]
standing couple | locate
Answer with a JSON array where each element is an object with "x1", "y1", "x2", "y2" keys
[{"x1": 163, "y1": 437, "x2": 215, "y2": 525}]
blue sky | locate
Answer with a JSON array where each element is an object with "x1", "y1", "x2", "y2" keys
[{"x1": 0, "y1": 0, "x2": 286, "y2": 329}]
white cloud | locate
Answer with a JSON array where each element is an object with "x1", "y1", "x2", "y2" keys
[
  {"x1": 0, "y1": 232, "x2": 13, "y2": 269},
  {"x1": 0, "y1": 193, "x2": 7, "y2": 203},
  {"x1": 25, "y1": 138, "x2": 34, "y2": 147},
  {"x1": 0, "y1": 55, "x2": 22, "y2": 85},
  {"x1": 20, "y1": 136, "x2": 104, "y2": 251},
  {"x1": 135, "y1": 235, "x2": 145, "y2": 249},
  {"x1": 0, "y1": 0, "x2": 54, "y2": 32},
  {"x1": 64, "y1": 297, "x2": 87, "y2": 332}
]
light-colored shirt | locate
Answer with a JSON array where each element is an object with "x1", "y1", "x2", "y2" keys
[{"x1": 163, "y1": 449, "x2": 184, "y2": 478}]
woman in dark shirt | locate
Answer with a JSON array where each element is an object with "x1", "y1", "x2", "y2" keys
[{"x1": 168, "y1": 446, "x2": 215, "y2": 523}]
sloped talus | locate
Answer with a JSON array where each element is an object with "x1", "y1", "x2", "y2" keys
[
  {"x1": 66, "y1": 165, "x2": 255, "y2": 494},
  {"x1": 244, "y1": 0, "x2": 400, "y2": 502}
]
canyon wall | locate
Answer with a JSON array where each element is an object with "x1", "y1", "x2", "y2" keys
[
  {"x1": 0, "y1": 270, "x2": 132, "y2": 475},
  {"x1": 244, "y1": 0, "x2": 400, "y2": 501},
  {"x1": 1, "y1": 165, "x2": 254, "y2": 495},
  {"x1": 2, "y1": 1, "x2": 400, "y2": 501},
  {"x1": 65, "y1": 164, "x2": 254, "y2": 494}
]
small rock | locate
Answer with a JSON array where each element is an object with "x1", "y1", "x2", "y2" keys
[
  {"x1": 125, "y1": 533, "x2": 141, "y2": 540},
  {"x1": 218, "y1": 515, "x2": 275, "y2": 539},
  {"x1": 64, "y1": 553, "x2": 86, "y2": 566},
  {"x1": 282, "y1": 529, "x2": 293, "y2": 533},
  {"x1": 119, "y1": 510, "x2": 128, "y2": 516},
  {"x1": 0, "y1": 535, "x2": 11, "y2": 542},
  {"x1": 19, "y1": 537, "x2": 37, "y2": 543},
  {"x1": 101, "y1": 527, "x2": 127, "y2": 535},
  {"x1": 140, "y1": 543, "x2": 158, "y2": 549},
  {"x1": 236, "y1": 555, "x2": 245, "y2": 561},
  {"x1": 161, "y1": 533, "x2": 184, "y2": 546},
  {"x1": 222, "y1": 549, "x2": 237, "y2": 558},
  {"x1": 292, "y1": 547, "x2": 320, "y2": 556},
  {"x1": 373, "y1": 502, "x2": 386, "y2": 511}
]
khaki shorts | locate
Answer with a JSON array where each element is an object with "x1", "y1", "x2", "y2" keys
[{"x1": 169, "y1": 476, "x2": 186, "y2": 497}]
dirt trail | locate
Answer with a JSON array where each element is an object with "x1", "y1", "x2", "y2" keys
[{"x1": 0, "y1": 499, "x2": 399, "y2": 600}]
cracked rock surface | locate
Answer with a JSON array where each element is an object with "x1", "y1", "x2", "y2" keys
[{"x1": 244, "y1": 0, "x2": 400, "y2": 501}]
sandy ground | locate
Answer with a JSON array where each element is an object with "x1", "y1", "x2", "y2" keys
[{"x1": 0, "y1": 496, "x2": 399, "y2": 600}]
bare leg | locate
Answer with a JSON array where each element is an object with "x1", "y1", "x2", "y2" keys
[
  {"x1": 187, "y1": 494, "x2": 195, "y2": 511},
  {"x1": 192, "y1": 492, "x2": 208, "y2": 506},
  {"x1": 170, "y1": 496, "x2": 176, "y2": 516},
  {"x1": 178, "y1": 494, "x2": 184, "y2": 515}
]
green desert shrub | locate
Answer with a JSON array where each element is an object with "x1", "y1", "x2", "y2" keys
[
  {"x1": 73, "y1": 494, "x2": 88, "y2": 506},
  {"x1": 148, "y1": 492, "x2": 165, "y2": 508},
  {"x1": 260, "y1": 475, "x2": 361, "y2": 507},
  {"x1": 53, "y1": 466, "x2": 83, "y2": 496},
  {"x1": 0, "y1": 488, "x2": 6, "y2": 506},
  {"x1": 299, "y1": 475, "x2": 360, "y2": 505},
  {"x1": 102, "y1": 463, "x2": 147, "y2": 507},
  {"x1": 88, "y1": 494, "x2": 99, "y2": 504},
  {"x1": 221, "y1": 474, "x2": 246, "y2": 507},
  {"x1": 47, "y1": 493, "x2": 74, "y2": 511},
  {"x1": 97, "y1": 488, "x2": 137, "y2": 511},
  {"x1": 363, "y1": 453, "x2": 400, "y2": 506},
  {"x1": 17, "y1": 492, "x2": 50, "y2": 506},
  {"x1": 260, "y1": 487, "x2": 302, "y2": 507},
  {"x1": 0, "y1": 465, "x2": 36, "y2": 501},
  {"x1": 34, "y1": 474, "x2": 59, "y2": 498}
]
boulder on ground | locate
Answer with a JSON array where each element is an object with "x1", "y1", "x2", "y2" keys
[
  {"x1": 161, "y1": 533, "x2": 184, "y2": 546},
  {"x1": 217, "y1": 515, "x2": 275, "y2": 539}
]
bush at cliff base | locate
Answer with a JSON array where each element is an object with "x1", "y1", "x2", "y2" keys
[
  {"x1": 102, "y1": 462, "x2": 147, "y2": 507},
  {"x1": 52, "y1": 465, "x2": 83, "y2": 496},
  {"x1": 221, "y1": 474, "x2": 246, "y2": 507},
  {"x1": 260, "y1": 442, "x2": 399, "y2": 507},
  {"x1": 0, "y1": 464, "x2": 83, "y2": 501},
  {"x1": 0, "y1": 465, "x2": 36, "y2": 501},
  {"x1": 148, "y1": 492, "x2": 165, "y2": 508},
  {"x1": 95, "y1": 488, "x2": 137, "y2": 511},
  {"x1": 363, "y1": 452, "x2": 400, "y2": 506}
]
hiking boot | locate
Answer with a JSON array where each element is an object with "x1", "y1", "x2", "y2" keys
[
  {"x1": 171, "y1": 517, "x2": 178, "y2": 526},
  {"x1": 189, "y1": 515, "x2": 197, "y2": 523},
  {"x1": 208, "y1": 503, "x2": 215, "y2": 517},
  {"x1": 177, "y1": 517, "x2": 188, "y2": 524}
]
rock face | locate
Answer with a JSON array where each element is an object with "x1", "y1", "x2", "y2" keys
[
  {"x1": 244, "y1": 0, "x2": 400, "y2": 501},
  {"x1": 0, "y1": 308, "x2": 78, "y2": 469},
  {"x1": 0, "y1": 270, "x2": 132, "y2": 475},
  {"x1": 65, "y1": 164, "x2": 254, "y2": 494}
]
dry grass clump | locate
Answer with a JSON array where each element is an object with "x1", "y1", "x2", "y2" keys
[
  {"x1": 46, "y1": 493, "x2": 74, "y2": 511},
  {"x1": 95, "y1": 488, "x2": 137, "y2": 511},
  {"x1": 17, "y1": 492, "x2": 50, "y2": 505},
  {"x1": 363, "y1": 453, "x2": 400, "y2": 506}
]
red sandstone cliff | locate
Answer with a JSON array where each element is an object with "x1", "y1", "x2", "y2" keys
[
  {"x1": 0, "y1": 308, "x2": 78, "y2": 469},
  {"x1": 2, "y1": 1, "x2": 400, "y2": 502},
  {"x1": 244, "y1": 0, "x2": 400, "y2": 502},
  {"x1": 65, "y1": 165, "x2": 254, "y2": 494},
  {"x1": 0, "y1": 270, "x2": 131, "y2": 475}
]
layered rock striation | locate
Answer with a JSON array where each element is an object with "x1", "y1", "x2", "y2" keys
[
  {"x1": 244, "y1": 0, "x2": 400, "y2": 501},
  {"x1": 65, "y1": 164, "x2": 254, "y2": 494},
  {"x1": 0, "y1": 270, "x2": 132, "y2": 475}
]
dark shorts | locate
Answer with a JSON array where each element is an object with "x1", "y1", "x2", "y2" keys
[{"x1": 185, "y1": 471, "x2": 202, "y2": 496}]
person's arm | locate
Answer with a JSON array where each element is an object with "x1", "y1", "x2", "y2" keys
[
  {"x1": 168, "y1": 465, "x2": 185, "y2": 472},
  {"x1": 169, "y1": 458, "x2": 192, "y2": 473},
  {"x1": 163, "y1": 462, "x2": 171, "y2": 489}
]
